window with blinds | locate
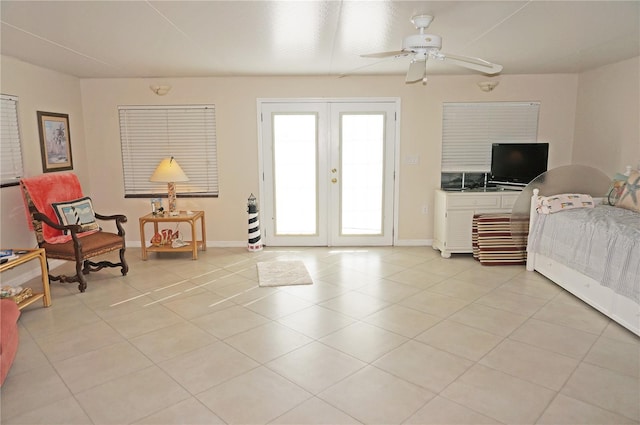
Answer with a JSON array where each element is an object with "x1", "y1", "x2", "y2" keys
[
  {"x1": 1, "y1": 94, "x2": 24, "y2": 187},
  {"x1": 119, "y1": 105, "x2": 219, "y2": 197},
  {"x1": 441, "y1": 102, "x2": 540, "y2": 172}
]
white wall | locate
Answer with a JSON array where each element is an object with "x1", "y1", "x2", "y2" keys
[
  {"x1": 1, "y1": 54, "x2": 583, "y2": 273},
  {"x1": 79, "y1": 73, "x2": 579, "y2": 247},
  {"x1": 573, "y1": 56, "x2": 640, "y2": 175},
  {"x1": 0, "y1": 56, "x2": 88, "y2": 282}
]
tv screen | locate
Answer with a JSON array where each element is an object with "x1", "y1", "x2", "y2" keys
[{"x1": 490, "y1": 143, "x2": 549, "y2": 185}]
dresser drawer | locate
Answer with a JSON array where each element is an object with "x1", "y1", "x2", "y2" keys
[
  {"x1": 448, "y1": 195, "x2": 500, "y2": 209},
  {"x1": 500, "y1": 194, "x2": 519, "y2": 209}
]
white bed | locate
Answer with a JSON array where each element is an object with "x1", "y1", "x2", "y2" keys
[{"x1": 526, "y1": 187, "x2": 640, "y2": 336}]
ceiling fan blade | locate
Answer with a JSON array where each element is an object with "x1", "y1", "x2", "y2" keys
[
  {"x1": 339, "y1": 56, "x2": 402, "y2": 78},
  {"x1": 405, "y1": 59, "x2": 426, "y2": 83},
  {"x1": 441, "y1": 53, "x2": 503, "y2": 74},
  {"x1": 361, "y1": 50, "x2": 408, "y2": 59}
]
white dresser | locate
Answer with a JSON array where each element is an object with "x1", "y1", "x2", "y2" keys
[{"x1": 432, "y1": 189, "x2": 520, "y2": 258}]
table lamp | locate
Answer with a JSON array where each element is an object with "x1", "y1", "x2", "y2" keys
[{"x1": 149, "y1": 156, "x2": 189, "y2": 215}]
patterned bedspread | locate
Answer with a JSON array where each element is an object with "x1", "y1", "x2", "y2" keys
[{"x1": 528, "y1": 204, "x2": 640, "y2": 303}]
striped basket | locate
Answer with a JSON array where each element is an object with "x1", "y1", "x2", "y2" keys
[{"x1": 472, "y1": 213, "x2": 528, "y2": 266}]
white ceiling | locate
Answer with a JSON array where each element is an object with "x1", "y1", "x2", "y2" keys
[{"x1": 1, "y1": 1, "x2": 639, "y2": 80}]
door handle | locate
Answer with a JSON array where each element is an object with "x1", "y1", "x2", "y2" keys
[{"x1": 331, "y1": 178, "x2": 337, "y2": 183}]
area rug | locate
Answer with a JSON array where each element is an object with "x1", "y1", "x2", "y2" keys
[{"x1": 256, "y1": 260, "x2": 313, "y2": 287}]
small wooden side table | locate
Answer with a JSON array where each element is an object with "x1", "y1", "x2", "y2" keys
[
  {"x1": 0, "y1": 248, "x2": 52, "y2": 310},
  {"x1": 139, "y1": 211, "x2": 207, "y2": 260}
]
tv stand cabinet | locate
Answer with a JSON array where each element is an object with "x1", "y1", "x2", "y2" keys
[{"x1": 432, "y1": 189, "x2": 520, "y2": 258}]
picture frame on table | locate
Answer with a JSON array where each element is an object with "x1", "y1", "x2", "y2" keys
[{"x1": 37, "y1": 111, "x2": 73, "y2": 173}]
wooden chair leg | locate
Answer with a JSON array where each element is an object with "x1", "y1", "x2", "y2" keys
[
  {"x1": 82, "y1": 259, "x2": 92, "y2": 275},
  {"x1": 43, "y1": 248, "x2": 126, "y2": 293},
  {"x1": 119, "y1": 248, "x2": 129, "y2": 276},
  {"x1": 76, "y1": 259, "x2": 88, "y2": 292},
  {"x1": 44, "y1": 258, "x2": 60, "y2": 284},
  {"x1": 77, "y1": 275, "x2": 88, "y2": 293}
]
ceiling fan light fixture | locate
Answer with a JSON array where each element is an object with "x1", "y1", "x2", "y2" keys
[
  {"x1": 430, "y1": 50, "x2": 445, "y2": 60},
  {"x1": 403, "y1": 34, "x2": 442, "y2": 51},
  {"x1": 478, "y1": 81, "x2": 499, "y2": 92},
  {"x1": 413, "y1": 51, "x2": 428, "y2": 61}
]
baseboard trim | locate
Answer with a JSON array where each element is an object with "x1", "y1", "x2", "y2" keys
[
  {"x1": 2, "y1": 259, "x2": 64, "y2": 288},
  {"x1": 394, "y1": 239, "x2": 433, "y2": 247},
  {"x1": 129, "y1": 240, "x2": 433, "y2": 248},
  {"x1": 5, "y1": 240, "x2": 433, "y2": 287},
  {"x1": 127, "y1": 240, "x2": 247, "y2": 248}
]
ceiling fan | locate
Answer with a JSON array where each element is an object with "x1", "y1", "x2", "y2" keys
[{"x1": 362, "y1": 15, "x2": 503, "y2": 84}]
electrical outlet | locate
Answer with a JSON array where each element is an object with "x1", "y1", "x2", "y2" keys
[
  {"x1": 405, "y1": 155, "x2": 419, "y2": 165},
  {"x1": 421, "y1": 205, "x2": 428, "y2": 215}
]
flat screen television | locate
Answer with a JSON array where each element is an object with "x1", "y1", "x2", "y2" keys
[{"x1": 490, "y1": 143, "x2": 549, "y2": 186}]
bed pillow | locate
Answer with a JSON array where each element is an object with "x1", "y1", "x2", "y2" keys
[
  {"x1": 52, "y1": 197, "x2": 100, "y2": 234},
  {"x1": 616, "y1": 170, "x2": 640, "y2": 213},
  {"x1": 537, "y1": 193, "x2": 595, "y2": 214},
  {"x1": 607, "y1": 172, "x2": 628, "y2": 205}
]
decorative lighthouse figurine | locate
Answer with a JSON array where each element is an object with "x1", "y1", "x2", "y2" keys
[{"x1": 247, "y1": 193, "x2": 263, "y2": 252}]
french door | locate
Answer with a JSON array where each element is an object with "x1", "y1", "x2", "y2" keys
[{"x1": 259, "y1": 99, "x2": 398, "y2": 246}]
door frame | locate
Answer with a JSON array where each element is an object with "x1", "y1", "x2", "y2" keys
[{"x1": 256, "y1": 97, "x2": 401, "y2": 246}]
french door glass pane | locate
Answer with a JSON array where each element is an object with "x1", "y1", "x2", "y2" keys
[
  {"x1": 273, "y1": 114, "x2": 317, "y2": 235},
  {"x1": 341, "y1": 113, "x2": 384, "y2": 235}
]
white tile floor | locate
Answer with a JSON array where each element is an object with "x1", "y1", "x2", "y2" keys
[{"x1": 1, "y1": 246, "x2": 639, "y2": 424}]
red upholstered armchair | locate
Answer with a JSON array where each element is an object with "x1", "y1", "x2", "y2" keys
[{"x1": 20, "y1": 172, "x2": 128, "y2": 292}]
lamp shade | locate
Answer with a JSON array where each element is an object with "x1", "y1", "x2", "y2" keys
[{"x1": 149, "y1": 157, "x2": 189, "y2": 183}]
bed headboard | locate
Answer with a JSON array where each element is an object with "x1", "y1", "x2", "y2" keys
[
  {"x1": 521, "y1": 165, "x2": 611, "y2": 271},
  {"x1": 512, "y1": 164, "x2": 611, "y2": 222}
]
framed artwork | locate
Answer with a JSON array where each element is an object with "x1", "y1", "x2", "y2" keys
[{"x1": 37, "y1": 111, "x2": 73, "y2": 172}]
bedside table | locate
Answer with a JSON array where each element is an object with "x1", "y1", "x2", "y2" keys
[{"x1": 139, "y1": 211, "x2": 207, "y2": 260}]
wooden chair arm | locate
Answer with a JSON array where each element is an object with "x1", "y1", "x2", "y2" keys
[
  {"x1": 33, "y1": 211, "x2": 126, "y2": 238},
  {"x1": 94, "y1": 213, "x2": 127, "y2": 237},
  {"x1": 33, "y1": 212, "x2": 82, "y2": 235},
  {"x1": 94, "y1": 213, "x2": 127, "y2": 223},
  {"x1": 34, "y1": 212, "x2": 84, "y2": 261}
]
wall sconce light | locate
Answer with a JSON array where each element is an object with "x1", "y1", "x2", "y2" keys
[
  {"x1": 150, "y1": 85, "x2": 172, "y2": 96},
  {"x1": 477, "y1": 81, "x2": 499, "y2": 92}
]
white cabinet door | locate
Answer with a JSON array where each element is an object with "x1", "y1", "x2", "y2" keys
[
  {"x1": 432, "y1": 190, "x2": 520, "y2": 258},
  {"x1": 444, "y1": 210, "x2": 475, "y2": 251}
]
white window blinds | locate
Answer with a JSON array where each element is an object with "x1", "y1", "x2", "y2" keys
[
  {"x1": 119, "y1": 105, "x2": 219, "y2": 197},
  {"x1": 1, "y1": 94, "x2": 24, "y2": 186},
  {"x1": 441, "y1": 102, "x2": 540, "y2": 172}
]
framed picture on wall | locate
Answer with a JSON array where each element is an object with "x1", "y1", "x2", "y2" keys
[{"x1": 37, "y1": 111, "x2": 73, "y2": 172}]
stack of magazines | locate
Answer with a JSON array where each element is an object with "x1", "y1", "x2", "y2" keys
[{"x1": 0, "y1": 249, "x2": 19, "y2": 263}]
